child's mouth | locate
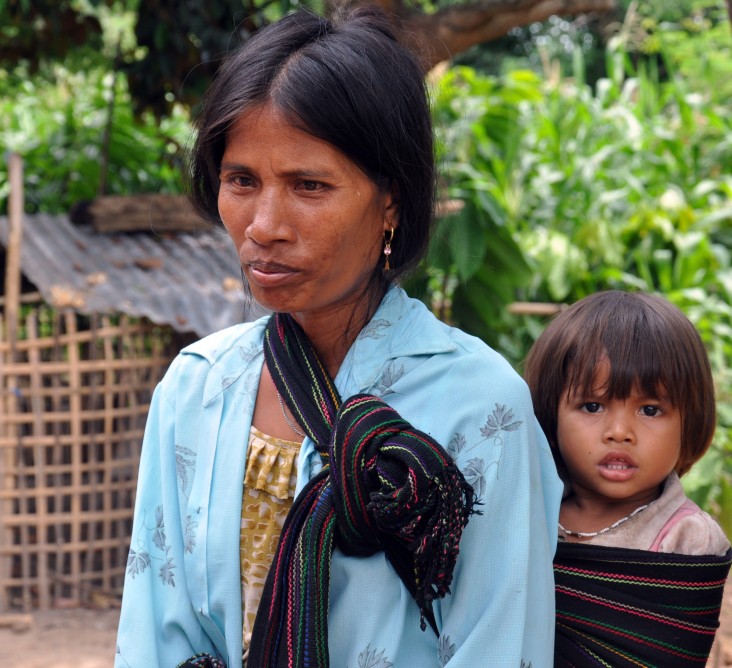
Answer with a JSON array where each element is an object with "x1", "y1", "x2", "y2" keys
[{"x1": 598, "y1": 456, "x2": 637, "y2": 481}]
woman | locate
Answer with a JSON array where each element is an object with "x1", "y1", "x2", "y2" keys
[{"x1": 115, "y1": 9, "x2": 562, "y2": 668}]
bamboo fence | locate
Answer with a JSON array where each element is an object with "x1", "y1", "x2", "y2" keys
[{"x1": 0, "y1": 305, "x2": 173, "y2": 611}]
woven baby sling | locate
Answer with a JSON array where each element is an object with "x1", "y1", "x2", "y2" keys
[
  {"x1": 244, "y1": 312, "x2": 477, "y2": 667},
  {"x1": 554, "y1": 541, "x2": 732, "y2": 667}
]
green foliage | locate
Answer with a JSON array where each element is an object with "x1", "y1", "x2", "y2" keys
[
  {"x1": 454, "y1": 13, "x2": 611, "y2": 89},
  {"x1": 0, "y1": 61, "x2": 191, "y2": 214},
  {"x1": 0, "y1": 0, "x2": 310, "y2": 117},
  {"x1": 123, "y1": 0, "x2": 265, "y2": 116},
  {"x1": 624, "y1": 1, "x2": 732, "y2": 102},
  {"x1": 123, "y1": 0, "x2": 336, "y2": 115},
  {"x1": 0, "y1": 0, "x2": 105, "y2": 67},
  {"x1": 428, "y1": 7, "x2": 732, "y2": 515},
  {"x1": 424, "y1": 67, "x2": 540, "y2": 346}
]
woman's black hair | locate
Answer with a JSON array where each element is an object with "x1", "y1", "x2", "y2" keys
[{"x1": 188, "y1": 8, "x2": 436, "y2": 292}]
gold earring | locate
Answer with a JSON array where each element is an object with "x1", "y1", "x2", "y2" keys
[{"x1": 383, "y1": 224, "x2": 394, "y2": 271}]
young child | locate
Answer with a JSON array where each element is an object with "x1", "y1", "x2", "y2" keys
[{"x1": 524, "y1": 290, "x2": 731, "y2": 666}]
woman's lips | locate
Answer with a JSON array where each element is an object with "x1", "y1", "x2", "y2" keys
[{"x1": 246, "y1": 261, "x2": 298, "y2": 287}]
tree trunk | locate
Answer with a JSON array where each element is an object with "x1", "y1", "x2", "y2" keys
[{"x1": 330, "y1": 0, "x2": 617, "y2": 71}]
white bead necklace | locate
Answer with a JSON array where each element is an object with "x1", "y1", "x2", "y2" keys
[{"x1": 558, "y1": 502, "x2": 651, "y2": 538}]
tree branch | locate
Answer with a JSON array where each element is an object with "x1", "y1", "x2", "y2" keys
[{"x1": 338, "y1": 0, "x2": 617, "y2": 71}]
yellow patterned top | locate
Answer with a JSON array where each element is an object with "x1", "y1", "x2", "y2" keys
[{"x1": 240, "y1": 426, "x2": 300, "y2": 663}]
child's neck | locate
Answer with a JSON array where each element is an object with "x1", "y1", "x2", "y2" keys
[{"x1": 559, "y1": 488, "x2": 662, "y2": 540}]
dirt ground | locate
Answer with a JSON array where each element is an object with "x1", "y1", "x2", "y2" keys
[
  {"x1": 3, "y1": 578, "x2": 732, "y2": 667},
  {"x1": 1, "y1": 605, "x2": 119, "y2": 667}
]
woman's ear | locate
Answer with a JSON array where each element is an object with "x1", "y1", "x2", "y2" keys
[{"x1": 383, "y1": 181, "x2": 400, "y2": 232}]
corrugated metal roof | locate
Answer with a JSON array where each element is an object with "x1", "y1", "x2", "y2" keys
[{"x1": 0, "y1": 214, "x2": 268, "y2": 337}]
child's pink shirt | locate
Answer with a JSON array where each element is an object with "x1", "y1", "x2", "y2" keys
[{"x1": 559, "y1": 473, "x2": 730, "y2": 556}]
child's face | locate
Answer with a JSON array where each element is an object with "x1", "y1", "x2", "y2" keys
[{"x1": 557, "y1": 359, "x2": 681, "y2": 508}]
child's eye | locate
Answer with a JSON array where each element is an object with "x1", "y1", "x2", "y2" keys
[
  {"x1": 640, "y1": 405, "x2": 661, "y2": 417},
  {"x1": 581, "y1": 402, "x2": 602, "y2": 413}
]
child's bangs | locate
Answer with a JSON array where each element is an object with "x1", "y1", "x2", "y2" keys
[
  {"x1": 564, "y1": 317, "x2": 675, "y2": 404},
  {"x1": 604, "y1": 335, "x2": 675, "y2": 402}
]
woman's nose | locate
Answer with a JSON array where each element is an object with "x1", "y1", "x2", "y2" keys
[{"x1": 245, "y1": 191, "x2": 294, "y2": 245}]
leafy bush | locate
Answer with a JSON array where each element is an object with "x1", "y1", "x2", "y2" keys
[
  {"x1": 0, "y1": 62, "x2": 191, "y2": 214},
  {"x1": 428, "y1": 10, "x2": 732, "y2": 521}
]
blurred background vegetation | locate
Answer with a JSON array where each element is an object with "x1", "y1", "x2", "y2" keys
[{"x1": 1, "y1": 0, "x2": 731, "y2": 529}]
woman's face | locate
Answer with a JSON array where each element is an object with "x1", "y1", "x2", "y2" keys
[{"x1": 218, "y1": 104, "x2": 394, "y2": 329}]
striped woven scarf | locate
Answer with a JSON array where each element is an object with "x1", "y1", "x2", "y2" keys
[
  {"x1": 554, "y1": 541, "x2": 732, "y2": 667},
  {"x1": 247, "y1": 312, "x2": 477, "y2": 668}
]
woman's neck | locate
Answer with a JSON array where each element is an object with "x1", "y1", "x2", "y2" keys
[
  {"x1": 291, "y1": 285, "x2": 386, "y2": 379},
  {"x1": 309, "y1": 327, "x2": 358, "y2": 379}
]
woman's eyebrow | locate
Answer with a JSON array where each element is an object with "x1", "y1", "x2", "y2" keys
[
  {"x1": 219, "y1": 161, "x2": 250, "y2": 171},
  {"x1": 219, "y1": 162, "x2": 334, "y2": 178}
]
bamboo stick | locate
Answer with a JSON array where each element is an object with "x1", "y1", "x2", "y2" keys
[
  {"x1": 507, "y1": 301, "x2": 565, "y2": 316},
  {"x1": 64, "y1": 312, "x2": 83, "y2": 602},
  {"x1": 0, "y1": 313, "x2": 9, "y2": 611},
  {"x1": 27, "y1": 312, "x2": 50, "y2": 609},
  {"x1": 4, "y1": 153, "x2": 23, "y2": 350},
  {"x1": 4, "y1": 154, "x2": 31, "y2": 609}
]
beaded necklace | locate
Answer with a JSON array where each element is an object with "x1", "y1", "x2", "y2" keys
[{"x1": 558, "y1": 502, "x2": 651, "y2": 538}]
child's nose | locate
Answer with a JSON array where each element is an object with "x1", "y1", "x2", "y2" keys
[{"x1": 602, "y1": 414, "x2": 635, "y2": 444}]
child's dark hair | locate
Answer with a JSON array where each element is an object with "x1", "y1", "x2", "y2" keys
[{"x1": 524, "y1": 290, "x2": 715, "y2": 476}]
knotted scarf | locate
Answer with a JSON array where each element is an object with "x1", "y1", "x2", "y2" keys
[
  {"x1": 554, "y1": 541, "x2": 732, "y2": 667},
  {"x1": 246, "y1": 312, "x2": 477, "y2": 668},
  {"x1": 177, "y1": 654, "x2": 226, "y2": 668}
]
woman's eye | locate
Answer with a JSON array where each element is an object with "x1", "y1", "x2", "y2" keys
[
  {"x1": 220, "y1": 173, "x2": 254, "y2": 188},
  {"x1": 641, "y1": 405, "x2": 661, "y2": 417},
  {"x1": 582, "y1": 402, "x2": 602, "y2": 413},
  {"x1": 296, "y1": 180, "x2": 323, "y2": 192},
  {"x1": 232, "y1": 175, "x2": 254, "y2": 187}
]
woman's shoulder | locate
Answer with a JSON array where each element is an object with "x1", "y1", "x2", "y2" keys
[
  {"x1": 157, "y1": 316, "x2": 268, "y2": 399},
  {"x1": 432, "y1": 320, "x2": 530, "y2": 400},
  {"x1": 388, "y1": 288, "x2": 521, "y2": 374},
  {"x1": 381, "y1": 292, "x2": 530, "y2": 409},
  {"x1": 180, "y1": 316, "x2": 268, "y2": 362}
]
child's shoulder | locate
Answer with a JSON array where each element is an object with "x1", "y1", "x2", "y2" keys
[{"x1": 655, "y1": 496, "x2": 731, "y2": 556}]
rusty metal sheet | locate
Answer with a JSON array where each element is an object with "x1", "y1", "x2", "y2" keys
[{"x1": 0, "y1": 214, "x2": 268, "y2": 337}]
